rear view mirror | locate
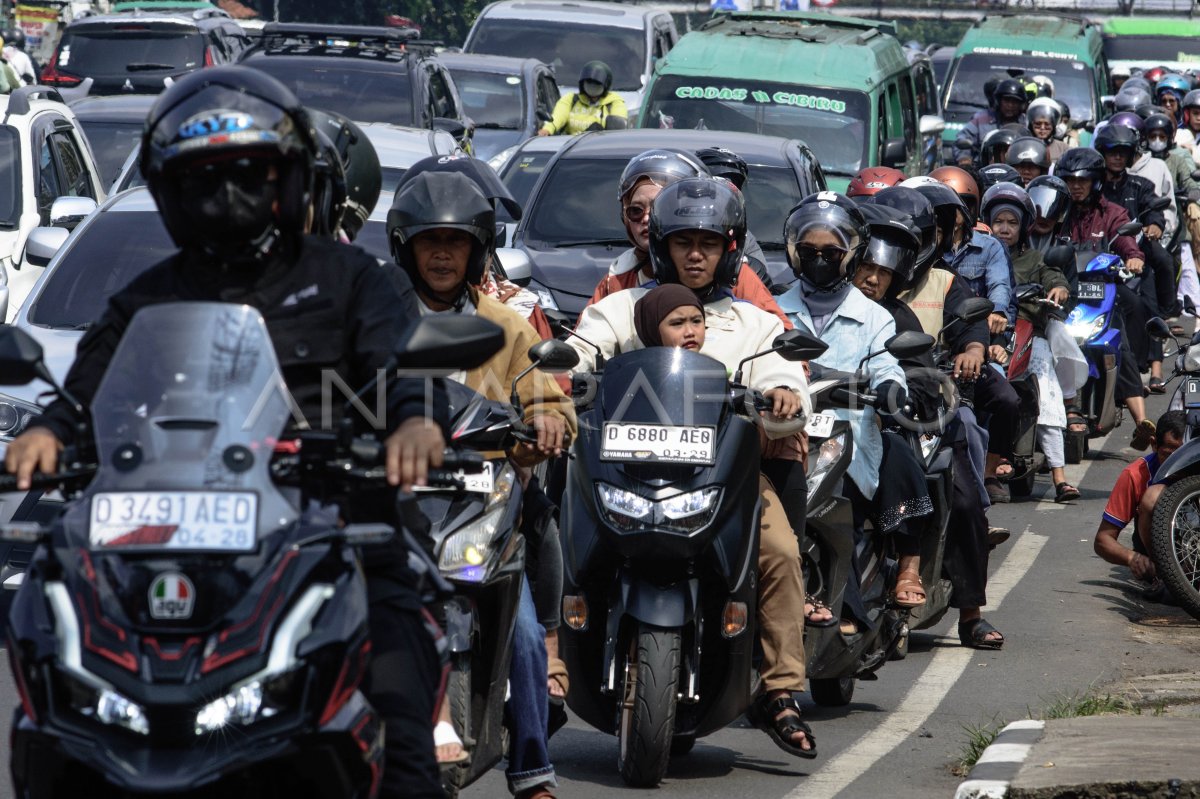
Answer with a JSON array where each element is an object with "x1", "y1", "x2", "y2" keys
[
  {"x1": 0, "y1": 326, "x2": 51, "y2": 386},
  {"x1": 772, "y1": 329, "x2": 829, "y2": 362},
  {"x1": 1014, "y1": 282, "x2": 1044, "y2": 302},
  {"x1": 1117, "y1": 221, "x2": 1142, "y2": 237},
  {"x1": 604, "y1": 116, "x2": 627, "y2": 131},
  {"x1": 1045, "y1": 244, "x2": 1074, "y2": 271},
  {"x1": 433, "y1": 116, "x2": 468, "y2": 141},
  {"x1": 23, "y1": 227, "x2": 69, "y2": 268},
  {"x1": 1146, "y1": 317, "x2": 1173, "y2": 340},
  {"x1": 528, "y1": 339, "x2": 578, "y2": 374},
  {"x1": 536, "y1": 108, "x2": 552, "y2": 124},
  {"x1": 881, "y1": 138, "x2": 908, "y2": 168},
  {"x1": 495, "y1": 247, "x2": 532, "y2": 286},
  {"x1": 494, "y1": 222, "x2": 508, "y2": 248},
  {"x1": 393, "y1": 316, "x2": 505, "y2": 371},
  {"x1": 885, "y1": 330, "x2": 935, "y2": 360},
  {"x1": 1149, "y1": 195, "x2": 1172, "y2": 212},
  {"x1": 919, "y1": 115, "x2": 945, "y2": 136},
  {"x1": 1191, "y1": 169, "x2": 1200, "y2": 183},
  {"x1": 955, "y1": 297, "x2": 995, "y2": 325}
]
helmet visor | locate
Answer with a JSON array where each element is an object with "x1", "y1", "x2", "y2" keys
[
  {"x1": 1028, "y1": 185, "x2": 1068, "y2": 221},
  {"x1": 151, "y1": 84, "x2": 301, "y2": 166},
  {"x1": 863, "y1": 235, "x2": 916, "y2": 275}
]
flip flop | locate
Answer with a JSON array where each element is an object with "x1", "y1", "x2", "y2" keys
[
  {"x1": 434, "y1": 720, "x2": 469, "y2": 764},
  {"x1": 958, "y1": 617, "x2": 1004, "y2": 650},
  {"x1": 804, "y1": 594, "x2": 839, "y2": 628},
  {"x1": 1148, "y1": 377, "x2": 1166, "y2": 395},
  {"x1": 548, "y1": 657, "x2": 570, "y2": 739}
]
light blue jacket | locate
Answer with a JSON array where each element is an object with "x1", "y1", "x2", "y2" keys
[
  {"x1": 778, "y1": 284, "x2": 905, "y2": 499},
  {"x1": 945, "y1": 230, "x2": 1016, "y2": 322}
]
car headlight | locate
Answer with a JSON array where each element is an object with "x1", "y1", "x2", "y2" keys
[
  {"x1": 530, "y1": 284, "x2": 558, "y2": 311},
  {"x1": 438, "y1": 463, "x2": 516, "y2": 580},
  {"x1": 1185, "y1": 346, "x2": 1200, "y2": 374},
  {"x1": 596, "y1": 482, "x2": 721, "y2": 534},
  {"x1": 806, "y1": 433, "x2": 847, "y2": 496},
  {"x1": 487, "y1": 145, "x2": 518, "y2": 172},
  {"x1": 61, "y1": 672, "x2": 150, "y2": 736},
  {"x1": 1066, "y1": 313, "x2": 1105, "y2": 345},
  {"x1": 0, "y1": 394, "x2": 40, "y2": 441}
]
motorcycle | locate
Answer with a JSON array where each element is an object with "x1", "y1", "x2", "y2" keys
[
  {"x1": 558, "y1": 330, "x2": 823, "y2": 788},
  {"x1": 0, "y1": 304, "x2": 505, "y2": 798}
]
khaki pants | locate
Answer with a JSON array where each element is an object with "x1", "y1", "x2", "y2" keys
[
  {"x1": 757, "y1": 475, "x2": 807, "y2": 692},
  {"x1": 1187, "y1": 203, "x2": 1200, "y2": 265}
]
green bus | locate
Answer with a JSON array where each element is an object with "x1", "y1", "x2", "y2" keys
[{"x1": 1102, "y1": 17, "x2": 1200, "y2": 75}]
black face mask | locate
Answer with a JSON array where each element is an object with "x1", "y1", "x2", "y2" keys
[
  {"x1": 179, "y1": 160, "x2": 279, "y2": 261},
  {"x1": 796, "y1": 250, "x2": 844, "y2": 288}
]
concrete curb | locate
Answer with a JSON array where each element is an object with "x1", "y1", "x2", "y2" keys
[{"x1": 954, "y1": 720, "x2": 1046, "y2": 799}]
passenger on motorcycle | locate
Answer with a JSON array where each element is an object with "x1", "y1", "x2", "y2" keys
[
  {"x1": 1026, "y1": 174, "x2": 1073, "y2": 255},
  {"x1": 569, "y1": 175, "x2": 822, "y2": 758},
  {"x1": 1142, "y1": 112, "x2": 1200, "y2": 328},
  {"x1": 538, "y1": 60, "x2": 627, "y2": 136},
  {"x1": 1180, "y1": 89, "x2": 1200, "y2": 154},
  {"x1": 1155, "y1": 74, "x2": 1191, "y2": 128},
  {"x1": 1027, "y1": 98, "x2": 1070, "y2": 164},
  {"x1": 4, "y1": 66, "x2": 452, "y2": 799},
  {"x1": 978, "y1": 124, "x2": 1026, "y2": 167},
  {"x1": 956, "y1": 78, "x2": 1028, "y2": 166},
  {"x1": 930, "y1": 165, "x2": 985, "y2": 233},
  {"x1": 979, "y1": 162, "x2": 1024, "y2": 190},
  {"x1": 696, "y1": 146, "x2": 772, "y2": 284},
  {"x1": 1005, "y1": 136, "x2": 1051, "y2": 186}
]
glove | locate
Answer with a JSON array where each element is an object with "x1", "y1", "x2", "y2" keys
[{"x1": 874, "y1": 379, "x2": 908, "y2": 415}]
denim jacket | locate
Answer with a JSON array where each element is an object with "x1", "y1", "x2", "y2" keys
[
  {"x1": 778, "y1": 284, "x2": 904, "y2": 499},
  {"x1": 945, "y1": 230, "x2": 1015, "y2": 322}
]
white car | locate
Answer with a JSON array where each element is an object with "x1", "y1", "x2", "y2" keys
[{"x1": 0, "y1": 86, "x2": 107, "y2": 323}]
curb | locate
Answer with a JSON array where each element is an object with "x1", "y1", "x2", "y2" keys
[{"x1": 954, "y1": 719, "x2": 1045, "y2": 799}]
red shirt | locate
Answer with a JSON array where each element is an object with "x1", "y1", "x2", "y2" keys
[{"x1": 1102, "y1": 453, "x2": 1160, "y2": 533}]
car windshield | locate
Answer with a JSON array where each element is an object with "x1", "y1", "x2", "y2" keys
[
  {"x1": 942, "y1": 53, "x2": 1097, "y2": 123},
  {"x1": 469, "y1": 19, "x2": 646, "y2": 92},
  {"x1": 28, "y1": 210, "x2": 176, "y2": 328},
  {"x1": 499, "y1": 148, "x2": 558, "y2": 222},
  {"x1": 245, "y1": 58, "x2": 414, "y2": 125},
  {"x1": 449, "y1": 68, "x2": 525, "y2": 129},
  {"x1": 79, "y1": 120, "x2": 143, "y2": 188},
  {"x1": 641, "y1": 77, "x2": 869, "y2": 176},
  {"x1": 57, "y1": 30, "x2": 203, "y2": 73},
  {"x1": 524, "y1": 156, "x2": 803, "y2": 248},
  {"x1": 1104, "y1": 36, "x2": 1200, "y2": 64},
  {"x1": 0, "y1": 127, "x2": 19, "y2": 228}
]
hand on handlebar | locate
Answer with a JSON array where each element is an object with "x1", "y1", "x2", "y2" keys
[
  {"x1": 988, "y1": 345, "x2": 1010, "y2": 366},
  {"x1": 1127, "y1": 257, "x2": 1145, "y2": 275},
  {"x1": 1047, "y1": 286, "x2": 1070, "y2": 306},
  {"x1": 763, "y1": 387, "x2": 802, "y2": 420},
  {"x1": 385, "y1": 417, "x2": 446, "y2": 492},
  {"x1": 953, "y1": 348, "x2": 984, "y2": 382},
  {"x1": 517, "y1": 413, "x2": 567, "y2": 458},
  {"x1": 987, "y1": 313, "x2": 1008, "y2": 335},
  {"x1": 4, "y1": 428, "x2": 62, "y2": 491},
  {"x1": 1144, "y1": 224, "x2": 1163, "y2": 242}
]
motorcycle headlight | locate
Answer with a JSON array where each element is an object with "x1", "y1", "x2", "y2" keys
[
  {"x1": 597, "y1": 483, "x2": 653, "y2": 524},
  {"x1": 1066, "y1": 314, "x2": 1105, "y2": 345},
  {"x1": 597, "y1": 483, "x2": 721, "y2": 534},
  {"x1": 193, "y1": 668, "x2": 303, "y2": 735},
  {"x1": 806, "y1": 433, "x2": 847, "y2": 496},
  {"x1": 0, "y1": 394, "x2": 40, "y2": 441},
  {"x1": 62, "y1": 672, "x2": 150, "y2": 736},
  {"x1": 1185, "y1": 346, "x2": 1200, "y2": 374},
  {"x1": 439, "y1": 506, "x2": 506, "y2": 579},
  {"x1": 661, "y1": 487, "x2": 721, "y2": 520}
]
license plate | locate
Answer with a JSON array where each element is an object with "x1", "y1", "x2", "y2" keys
[
  {"x1": 414, "y1": 461, "x2": 495, "y2": 493},
  {"x1": 90, "y1": 491, "x2": 257, "y2": 552},
  {"x1": 805, "y1": 412, "x2": 836, "y2": 439},
  {"x1": 1077, "y1": 282, "x2": 1105, "y2": 301},
  {"x1": 1186, "y1": 378, "x2": 1200, "y2": 409},
  {"x1": 600, "y1": 422, "x2": 716, "y2": 465}
]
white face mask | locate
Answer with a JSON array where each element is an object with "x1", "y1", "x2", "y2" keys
[
  {"x1": 1148, "y1": 138, "x2": 1169, "y2": 154},
  {"x1": 1055, "y1": 123, "x2": 1068, "y2": 139}
]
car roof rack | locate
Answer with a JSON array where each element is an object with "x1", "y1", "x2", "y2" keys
[
  {"x1": 6, "y1": 86, "x2": 65, "y2": 117},
  {"x1": 255, "y1": 22, "x2": 425, "y2": 61}
]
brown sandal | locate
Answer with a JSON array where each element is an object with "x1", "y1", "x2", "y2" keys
[
  {"x1": 891, "y1": 569, "x2": 927, "y2": 608},
  {"x1": 547, "y1": 657, "x2": 569, "y2": 700}
]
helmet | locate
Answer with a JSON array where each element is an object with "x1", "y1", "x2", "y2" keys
[
  {"x1": 979, "y1": 163, "x2": 1023, "y2": 189},
  {"x1": 993, "y1": 79, "x2": 1027, "y2": 106},
  {"x1": 1143, "y1": 112, "x2": 1177, "y2": 156},
  {"x1": 902, "y1": 178, "x2": 967, "y2": 256},
  {"x1": 617, "y1": 148, "x2": 708, "y2": 202},
  {"x1": 648, "y1": 176, "x2": 746, "y2": 289},
  {"x1": 1157, "y1": 73, "x2": 1190, "y2": 101},
  {"x1": 1185, "y1": 89, "x2": 1200, "y2": 110},
  {"x1": 1145, "y1": 66, "x2": 1169, "y2": 85},
  {"x1": 847, "y1": 166, "x2": 906, "y2": 198},
  {"x1": 578, "y1": 60, "x2": 613, "y2": 98},
  {"x1": 1108, "y1": 111, "x2": 1145, "y2": 133},
  {"x1": 784, "y1": 191, "x2": 868, "y2": 289},
  {"x1": 308, "y1": 109, "x2": 351, "y2": 239},
  {"x1": 1115, "y1": 86, "x2": 1153, "y2": 112},
  {"x1": 857, "y1": 203, "x2": 921, "y2": 297},
  {"x1": 981, "y1": 181, "x2": 1036, "y2": 245},
  {"x1": 1056, "y1": 147, "x2": 1105, "y2": 195},
  {"x1": 401, "y1": 153, "x2": 523, "y2": 220},
  {"x1": 387, "y1": 171, "x2": 495, "y2": 289},
  {"x1": 1026, "y1": 174, "x2": 1071, "y2": 224},
  {"x1": 1123, "y1": 76, "x2": 1152, "y2": 93},
  {"x1": 1027, "y1": 97, "x2": 1062, "y2": 130},
  {"x1": 141, "y1": 65, "x2": 317, "y2": 262},
  {"x1": 1031, "y1": 75, "x2": 1054, "y2": 97},
  {"x1": 1093, "y1": 122, "x2": 1140, "y2": 155},
  {"x1": 5, "y1": 28, "x2": 25, "y2": 51},
  {"x1": 695, "y1": 146, "x2": 749, "y2": 189},
  {"x1": 1112, "y1": 64, "x2": 1132, "y2": 79},
  {"x1": 980, "y1": 124, "x2": 1026, "y2": 165},
  {"x1": 1005, "y1": 136, "x2": 1050, "y2": 170},
  {"x1": 930, "y1": 165, "x2": 981, "y2": 219},
  {"x1": 871, "y1": 186, "x2": 937, "y2": 271},
  {"x1": 337, "y1": 117, "x2": 381, "y2": 241}
]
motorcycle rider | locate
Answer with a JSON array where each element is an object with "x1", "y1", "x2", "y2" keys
[
  {"x1": 847, "y1": 165, "x2": 907, "y2": 199},
  {"x1": 979, "y1": 162, "x2": 1024, "y2": 189},
  {"x1": 695, "y1": 146, "x2": 772, "y2": 284},
  {"x1": 956, "y1": 79, "x2": 1028, "y2": 166},
  {"x1": 538, "y1": 60, "x2": 627, "y2": 136},
  {"x1": 1005, "y1": 136, "x2": 1051, "y2": 186},
  {"x1": 3, "y1": 66, "x2": 452, "y2": 798},
  {"x1": 930, "y1": 165, "x2": 984, "y2": 232},
  {"x1": 1155, "y1": 73, "x2": 1191, "y2": 128},
  {"x1": 569, "y1": 176, "x2": 821, "y2": 758},
  {"x1": 1026, "y1": 97, "x2": 1069, "y2": 163},
  {"x1": 2, "y1": 28, "x2": 34, "y2": 85},
  {"x1": 1026, "y1": 174, "x2": 1072, "y2": 255},
  {"x1": 977, "y1": 124, "x2": 1025, "y2": 167},
  {"x1": 1180, "y1": 89, "x2": 1200, "y2": 154},
  {"x1": 1143, "y1": 112, "x2": 1200, "y2": 326}
]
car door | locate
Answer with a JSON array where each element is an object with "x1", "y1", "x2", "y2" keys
[{"x1": 428, "y1": 65, "x2": 473, "y2": 152}]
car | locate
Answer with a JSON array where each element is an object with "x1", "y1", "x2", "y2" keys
[
  {"x1": 239, "y1": 23, "x2": 475, "y2": 152},
  {"x1": 463, "y1": 0, "x2": 679, "y2": 116},
  {"x1": 437, "y1": 52, "x2": 560, "y2": 161},
  {"x1": 40, "y1": 6, "x2": 253, "y2": 94},
  {"x1": 906, "y1": 47, "x2": 947, "y2": 172},
  {"x1": 509, "y1": 128, "x2": 826, "y2": 330},
  {"x1": 0, "y1": 86, "x2": 107, "y2": 324},
  {"x1": 488, "y1": 133, "x2": 571, "y2": 242},
  {"x1": 68, "y1": 93, "x2": 156, "y2": 192}
]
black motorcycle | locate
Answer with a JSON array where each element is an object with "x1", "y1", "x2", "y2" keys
[
  {"x1": 0, "y1": 304, "x2": 504, "y2": 798},
  {"x1": 559, "y1": 332, "x2": 822, "y2": 787}
]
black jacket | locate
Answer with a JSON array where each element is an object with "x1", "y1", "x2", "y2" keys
[{"x1": 1102, "y1": 172, "x2": 1166, "y2": 232}]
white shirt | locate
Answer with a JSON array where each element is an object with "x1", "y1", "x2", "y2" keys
[{"x1": 1130, "y1": 152, "x2": 1178, "y2": 237}]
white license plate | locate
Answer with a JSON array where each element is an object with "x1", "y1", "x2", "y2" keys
[
  {"x1": 414, "y1": 461, "x2": 495, "y2": 493},
  {"x1": 600, "y1": 423, "x2": 716, "y2": 465},
  {"x1": 1077, "y1": 282, "x2": 1105, "y2": 301},
  {"x1": 89, "y1": 491, "x2": 258, "y2": 552},
  {"x1": 1187, "y1": 379, "x2": 1200, "y2": 408},
  {"x1": 805, "y1": 412, "x2": 836, "y2": 439}
]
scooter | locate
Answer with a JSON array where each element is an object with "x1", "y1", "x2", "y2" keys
[
  {"x1": 559, "y1": 331, "x2": 823, "y2": 788},
  {"x1": 0, "y1": 306, "x2": 504, "y2": 798}
]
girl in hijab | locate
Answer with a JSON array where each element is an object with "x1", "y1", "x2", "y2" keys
[{"x1": 633, "y1": 283, "x2": 705, "y2": 350}]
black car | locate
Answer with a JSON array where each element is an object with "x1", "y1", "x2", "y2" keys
[
  {"x1": 41, "y1": 7, "x2": 253, "y2": 94},
  {"x1": 239, "y1": 23, "x2": 474, "y2": 152},
  {"x1": 437, "y1": 53, "x2": 559, "y2": 161},
  {"x1": 512, "y1": 129, "x2": 827, "y2": 330},
  {"x1": 69, "y1": 93, "x2": 156, "y2": 191}
]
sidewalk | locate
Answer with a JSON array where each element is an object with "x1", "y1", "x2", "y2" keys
[{"x1": 955, "y1": 673, "x2": 1200, "y2": 799}]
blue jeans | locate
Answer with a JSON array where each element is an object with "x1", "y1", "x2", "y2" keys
[{"x1": 506, "y1": 577, "x2": 556, "y2": 795}]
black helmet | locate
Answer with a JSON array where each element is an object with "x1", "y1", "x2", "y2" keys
[
  {"x1": 1026, "y1": 174, "x2": 1071, "y2": 224},
  {"x1": 1143, "y1": 112, "x2": 1177, "y2": 156},
  {"x1": 5, "y1": 28, "x2": 25, "y2": 51},
  {"x1": 870, "y1": 186, "x2": 937, "y2": 272},
  {"x1": 1056, "y1": 147, "x2": 1105, "y2": 195},
  {"x1": 784, "y1": 191, "x2": 868, "y2": 290},
  {"x1": 858, "y1": 202, "x2": 920, "y2": 297},
  {"x1": 401, "y1": 153, "x2": 522, "y2": 221},
  {"x1": 981, "y1": 181, "x2": 1036, "y2": 246},
  {"x1": 308, "y1": 108, "x2": 351, "y2": 239},
  {"x1": 1005, "y1": 136, "x2": 1050, "y2": 170},
  {"x1": 338, "y1": 117, "x2": 381, "y2": 241},
  {"x1": 1115, "y1": 86, "x2": 1153, "y2": 113},
  {"x1": 141, "y1": 65, "x2": 318, "y2": 262},
  {"x1": 980, "y1": 125, "x2": 1024, "y2": 165},
  {"x1": 387, "y1": 171, "x2": 495, "y2": 290},
  {"x1": 993, "y1": 79, "x2": 1027, "y2": 106},
  {"x1": 618, "y1": 148, "x2": 708, "y2": 202},
  {"x1": 901, "y1": 177, "x2": 966, "y2": 257},
  {"x1": 648, "y1": 176, "x2": 746, "y2": 290},
  {"x1": 695, "y1": 146, "x2": 748, "y2": 189},
  {"x1": 1122, "y1": 76, "x2": 1152, "y2": 94},
  {"x1": 979, "y1": 163, "x2": 1023, "y2": 189},
  {"x1": 1093, "y1": 122, "x2": 1139, "y2": 155},
  {"x1": 578, "y1": 60, "x2": 613, "y2": 98}
]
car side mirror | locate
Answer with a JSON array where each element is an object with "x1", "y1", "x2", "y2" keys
[
  {"x1": 433, "y1": 116, "x2": 468, "y2": 141},
  {"x1": 1045, "y1": 244, "x2": 1074, "y2": 271},
  {"x1": 771, "y1": 329, "x2": 829, "y2": 362},
  {"x1": 495, "y1": 247, "x2": 532, "y2": 286},
  {"x1": 528, "y1": 339, "x2": 579, "y2": 374},
  {"x1": 0, "y1": 326, "x2": 52, "y2": 386},
  {"x1": 885, "y1": 330, "x2": 935, "y2": 360},
  {"x1": 881, "y1": 138, "x2": 908, "y2": 168},
  {"x1": 955, "y1": 297, "x2": 995, "y2": 325},
  {"x1": 393, "y1": 316, "x2": 505, "y2": 371},
  {"x1": 1014, "y1": 281, "x2": 1044, "y2": 302},
  {"x1": 1101, "y1": 94, "x2": 1115, "y2": 111},
  {"x1": 48, "y1": 196, "x2": 97, "y2": 231},
  {"x1": 1117, "y1": 221, "x2": 1142, "y2": 237},
  {"x1": 919, "y1": 114, "x2": 946, "y2": 136},
  {"x1": 23, "y1": 226, "x2": 69, "y2": 268},
  {"x1": 536, "y1": 108, "x2": 552, "y2": 124},
  {"x1": 1146, "y1": 316, "x2": 1172, "y2": 340}
]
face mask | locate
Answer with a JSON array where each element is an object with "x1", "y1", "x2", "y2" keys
[
  {"x1": 582, "y1": 80, "x2": 604, "y2": 98},
  {"x1": 1055, "y1": 123, "x2": 1068, "y2": 139},
  {"x1": 1149, "y1": 139, "x2": 1169, "y2": 154},
  {"x1": 182, "y1": 175, "x2": 278, "y2": 259},
  {"x1": 797, "y1": 250, "x2": 844, "y2": 288}
]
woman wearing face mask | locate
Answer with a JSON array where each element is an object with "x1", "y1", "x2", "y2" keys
[
  {"x1": 1027, "y1": 98, "x2": 1069, "y2": 163},
  {"x1": 537, "y1": 61, "x2": 627, "y2": 136}
]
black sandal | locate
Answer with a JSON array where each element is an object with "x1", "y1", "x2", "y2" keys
[
  {"x1": 804, "y1": 594, "x2": 839, "y2": 628},
  {"x1": 1065, "y1": 404, "x2": 1088, "y2": 434},
  {"x1": 958, "y1": 617, "x2": 1004, "y2": 650},
  {"x1": 1055, "y1": 482, "x2": 1081, "y2": 503},
  {"x1": 749, "y1": 693, "x2": 817, "y2": 759},
  {"x1": 1148, "y1": 377, "x2": 1166, "y2": 394}
]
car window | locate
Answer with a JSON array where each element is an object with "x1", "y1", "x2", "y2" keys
[
  {"x1": 49, "y1": 127, "x2": 95, "y2": 199},
  {"x1": 35, "y1": 132, "x2": 63, "y2": 223},
  {"x1": 0, "y1": 127, "x2": 20, "y2": 228},
  {"x1": 537, "y1": 75, "x2": 560, "y2": 118},
  {"x1": 898, "y1": 79, "x2": 917, "y2": 148},
  {"x1": 28, "y1": 210, "x2": 176, "y2": 328},
  {"x1": 244, "y1": 58, "x2": 414, "y2": 126},
  {"x1": 79, "y1": 120, "x2": 143, "y2": 189},
  {"x1": 499, "y1": 147, "x2": 558, "y2": 220},
  {"x1": 943, "y1": 53, "x2": 1096, "y2": 123},
  {"x1": 469, "y1": 19, "x2": 647, "y2": 92},
  {"x1": 449, "y1": 68, "x2": 523, "y2": 129},
  {"x1": 915, "y1": 65, "x2": 939, "y2": 117},
  {"x1": 56, "y1": 29, "x2": 205, "y2": 74},
  {"x1": 428, "y1": 68, "x2": 455, "y2": 120}
]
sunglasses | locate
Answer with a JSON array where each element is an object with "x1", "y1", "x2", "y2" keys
[
  {"x1": 178, "y1": 156, "x2": 273, "y2": 193},
  {"x1": 792, "y1": 243, "x2": 848, "y2": 263},
  {"x1": 623, "y1": 204, "x2": 650, "y2": 222}
]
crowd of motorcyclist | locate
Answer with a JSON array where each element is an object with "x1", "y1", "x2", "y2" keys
[{"x1": 3, "y1": 55, "x2": 1199, "y2": 799}]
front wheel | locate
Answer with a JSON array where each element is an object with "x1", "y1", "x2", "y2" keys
[
  {"x1": 1151, "y1": 475, "x2": 1200, "y2": 619},
  {"x1": 617, "y1": 624, "x2": 681, "y2": 787},
  {"x1": 810, "y1": 676, "x2": 855, "y2": 706}
]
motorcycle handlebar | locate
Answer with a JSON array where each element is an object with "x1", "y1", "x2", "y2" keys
[{"x1": 0, "y1": 466, "x2": 97, "y2": 493}]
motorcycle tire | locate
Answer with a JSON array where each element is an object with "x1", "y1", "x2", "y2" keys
[
  {"x1": 888, "y1": 624, "x2": 909, "y2": 661},
  {"x1": 617, "y1": 624, "x2": 681, "y2": 788},
  {"x1": 810, "y1": 676, "x2": 855, "y2": 707},
  {"x1": 440, "y1": 662, "x2": 472, "y2": 798},
  {"x1": 1150, "y1": 475, "x2": 1200, "y2": 620},
  {"x1": 1064, "y1": 430, "x2": 1086, "y2": 464},
  {"x1": 669, "y1": 734, "x2": 697, "y2": 757}
]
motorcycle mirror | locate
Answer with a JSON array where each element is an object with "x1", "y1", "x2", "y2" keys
[
  {"x1": 771, "y1": 329, "x2": 829, "y2": 362},
  {"x1": 1146, "y1": 316, "x2": 1173, "y2": 341},
  {"x1": 1014, "y1": 282, "x2": 1044, "y2": 302},
  {"x1": 884, "y1": 330, "x2": 935, "y2": 360},
  {"x1": 955, "y1": 297, "x2": 995, "y2": 325},
  {"x1": 0, "y1": 326, "x2": 53, "y2": 386},
  {"x1": 393, "y1": 316, "x2": 506, "y2": 370},
  {"x1": 339, "y1": 523, "x2": 395, "y2": 546},
  {"x1": 1149, "y1": 195, "x2": 1172, "y2": 212},
  {"x1": 1044, "y1": 244, "x2": 1074, "y2": 271},
  {"x1": 1117, "y1": 221, "x2": 1142, "y2": 237},
  {"x1": 1191, "y1": 169, "x2": 1200, "y2": 183},
  {"x1": 528, "y1": 339, "x2": 579, "y2": 374}
]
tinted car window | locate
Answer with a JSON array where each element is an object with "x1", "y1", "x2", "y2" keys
[
  {"x1": 499, "y1": 148, "x2": 558, "y2": 220},
  {"x1": 79, "y1": 120, "x2": 143, "y2": 188},
  {"x1": 245, "y1": 58, "x2": 414, "y2": 125},
  {"x1": 0, "y1": 128, "x2": 19, "y2": 228},
  {"x1": 450, "y1": 68, "x2": 524, "y2": 129},
  {"x1": 944, "y1": 53, "x2": 1096, "y2": 123},
  {"x1": 58, "y1": 30, "x2": 204, "y2": 74},
  {"x1": 28, "y1": 211, "x2": 176, "y2": 328},
  {"x1": 51, "y1": 131, "x2": 93, "y2": 198},
  {"x1": 470, "y1": 19, "x2": 646, "y2": 92}
]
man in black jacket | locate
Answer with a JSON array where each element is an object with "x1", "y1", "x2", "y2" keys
[{"x1": 4, "y1": 67, "x2": 449, "y2": 798}]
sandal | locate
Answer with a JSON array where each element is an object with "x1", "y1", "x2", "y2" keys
[
  {"x1": 434, "y1": 720, "x2": 469, "y2": 764},
  {"x1": 1148, "y1": 377, "x2": 1166, "y2": 394},
  {"x1": 987, "y1": 527, "x2": 1011, "y2": 549},
  {"x1": 994, "y1": 458, "x2": 1014, "y2": 480},
  {"x1": 1054, "y1": 482, "x2": 1081, "y2": 503},
  {"x1": 1131, "y1": 419, "x2": 1156, "y2": 451},
  {"x1": 985, "y1": 477, "x2": 1010, "y2": 504},
  {"x1": 958, "y1": 617, "x2": 1004, "y2": 650},
  {"x1": 748, "y1": 693, "x2": 817, "y2": 759},
  {"x1": 891, "y1": 569, "x2": 927, "y2": 608},
  {"x1": 548, "y1": 657, "x2": 569, "y2": 739},
  {"x1": 1065, "y1": 404, "x2": 1088, "y2": 435},
  {"x1": 804, "y1": 594, "x2": 839, "y2": 628}
]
